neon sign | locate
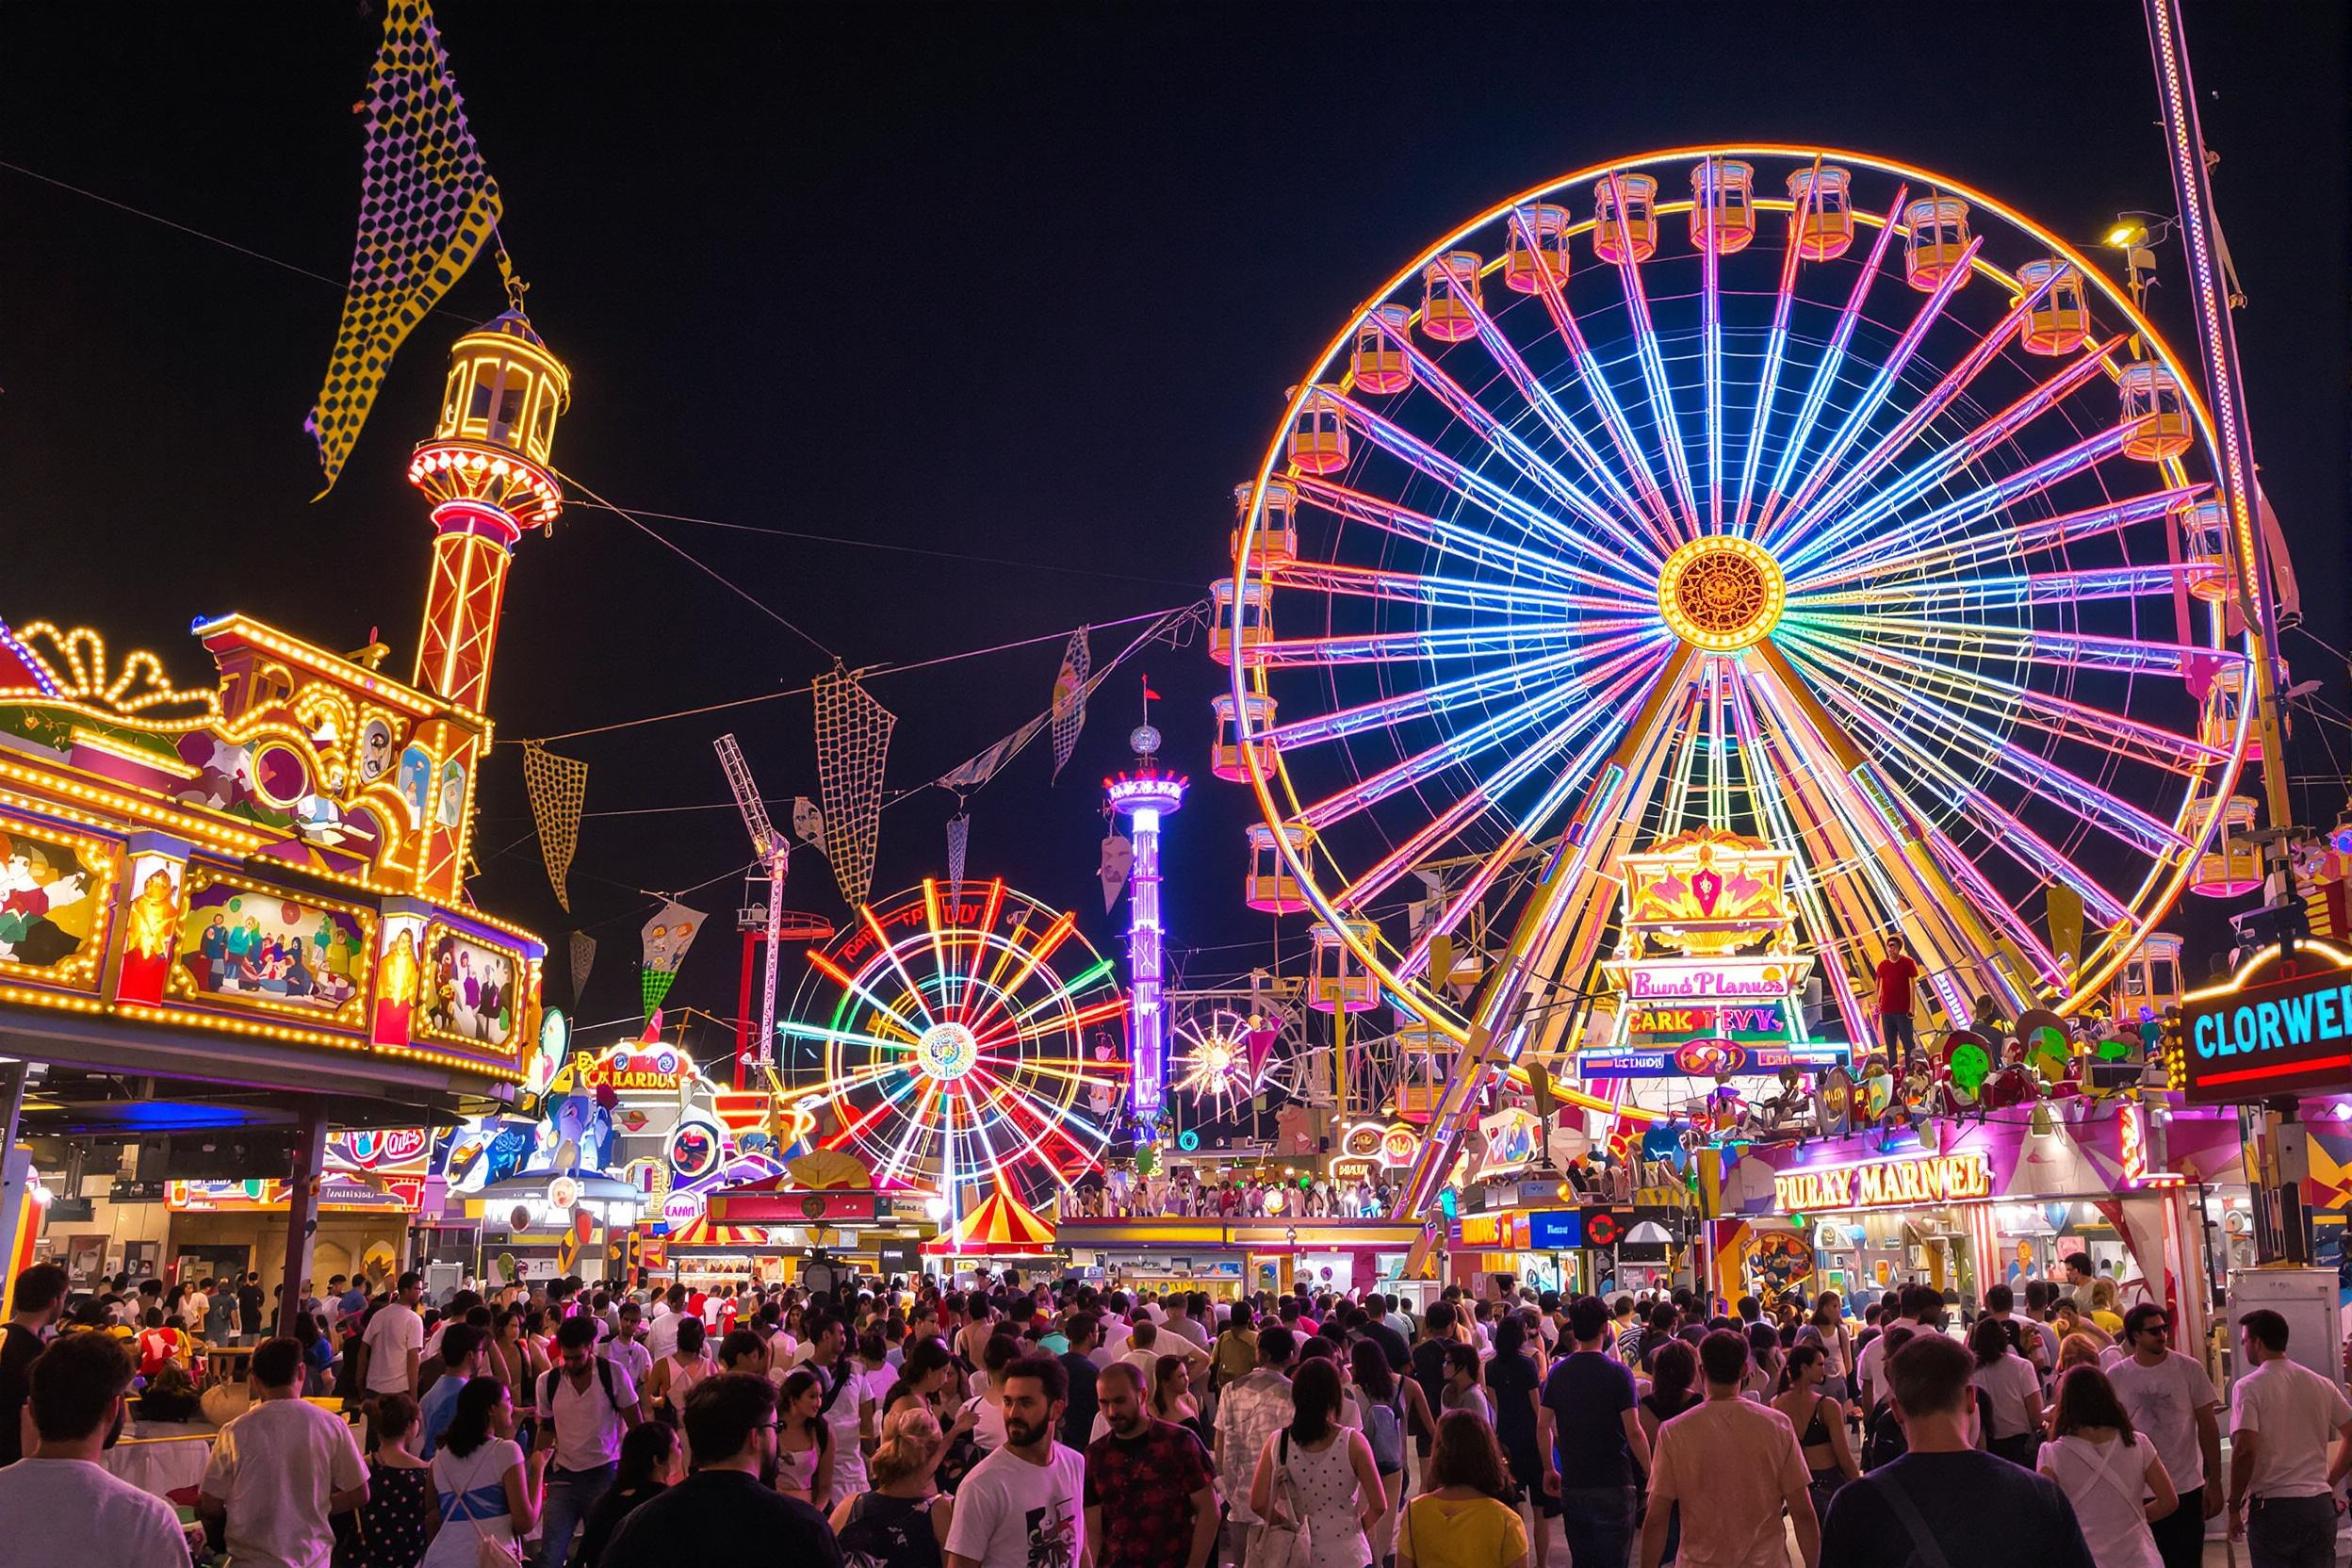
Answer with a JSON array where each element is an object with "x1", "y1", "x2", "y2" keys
[
  {"x1": 1772, "y1": 1151, "x2": 1993, "y2": 1214},
  {"x1": 2180, "y1": 942, "x2": 2352, "y2": 1104}
]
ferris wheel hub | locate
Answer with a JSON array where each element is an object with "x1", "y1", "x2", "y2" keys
[
  {"x1": 1657, "y1": 535, "x2": 1787, "y2": 653},
  {"x1": 915, "y1": 1020, "x2": 981, "y2": 1083}
]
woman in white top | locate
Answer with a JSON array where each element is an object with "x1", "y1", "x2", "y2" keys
[
  {"x1": 420, "y1": 1377, "x2": 540, "y2": 1568},
  {"x1": 777, "y1": 1366, "x2": 838, "y2": 1509},
  {"x1": 645, "y1": 1315, "x2": 716, "y2": 1419},
  {"x1": 2036, "y1": 1365, "x2": 2176, "y2": 1568},
  {"x1": 1250, "y1": 1360, "x2": 1385, "y2": 1568}
]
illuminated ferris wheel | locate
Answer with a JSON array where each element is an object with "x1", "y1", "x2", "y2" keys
[
  {"x1": 1216, "y1": 147, "x2": 2252, "y2": 1098},
  {"x1": 1170, "y1": 1004, "x2": 1303, "y2": 1115},
  {"x1": 777, "y1": 879, "x2": 1129, "y2": 1206}
]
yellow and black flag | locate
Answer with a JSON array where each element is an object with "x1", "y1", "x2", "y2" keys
[{"x1": 306, "y1": 0, "x2": 502, "y2": 495}]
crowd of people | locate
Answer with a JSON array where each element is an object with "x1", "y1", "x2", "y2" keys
[{"x1": 0, "y1": 1256, "x2": 2345, "y2": 1568}]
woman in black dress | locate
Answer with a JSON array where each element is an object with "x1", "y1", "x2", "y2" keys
[{"x1": 1487, "y1": 1315, "x2": 1552, "y2": 1568}]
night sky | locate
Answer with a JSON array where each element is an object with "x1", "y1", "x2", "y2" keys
[{"x1": 3, "y1": 3, "x2": 2344, "y2": 1056}]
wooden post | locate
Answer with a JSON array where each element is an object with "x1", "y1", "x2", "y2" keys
[{"x1": 274, "y1": 1104, "x2": 330, "y2": 1340}]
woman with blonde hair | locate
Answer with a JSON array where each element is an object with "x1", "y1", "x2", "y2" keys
[{"x1": 832, "y1": 1405, "x2": 955, "y2": 1568}]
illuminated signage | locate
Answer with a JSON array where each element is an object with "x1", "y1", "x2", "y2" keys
[
  {"x1": 1450, "y1": 1211, "x2": 1532, "y2": 1250},
  {"x1": 573, "y1": 1044, "x2": 693, "y2": 1095},
  {"x1": 1579, "y1": 1040, "x2": 1841, "y2": 1077},
  {"x1": 2180, "y1": 944, "x2": 2352, "y2": 1105},
  {"x1": 1528, "y1": 1209, "x2": 1584, "y2": 1250},
  {"x1": 166, "y1": 1175, "x2": 423, "y2": 1214},
  {"x1": 1772, "y1": 1152, "x2": 1993, "y2": 1214}
]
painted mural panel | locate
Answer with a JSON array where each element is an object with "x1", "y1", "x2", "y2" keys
[
  {"x1": 0, "y1": 820, "x2": 121, "y2": 989},
  {"x1": 170, "y1": 870, "x2": 373, "y2": 1026},
  {"x1": 414, "y1": 920, "x2": 525, "y2": 1051}
]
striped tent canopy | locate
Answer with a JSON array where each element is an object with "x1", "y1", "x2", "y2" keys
[
  {"x1": 923, "y1": 1188, "x2": 1056, "y2": 1255},
  {"x1": 663, "y1": 1217, "x2": 782, "y2": 1250}
]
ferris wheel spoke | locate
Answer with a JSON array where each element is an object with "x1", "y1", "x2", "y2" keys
[
  {"x1": 1265, "y1": 648, "x2": 1588, "y2": 751},
  {"x1": 1797, "y1": 482, "x2": 2197, "y2": 593},
  {"x1": 1754, "y1": 188, "x2": 1908, "y2": 534},
  {"x1": 1772, "y1": 653, "x2": 2137, "y2": 939},
  {"x1": 1333, "y1": 642, "x2": 1668, "y2": 914},
  {"x1": 1373, "y1": 316, "x2": 1665, "y2": 569},
  {"x1": 972, "y1": 985, "x2": 1125, "y2": 1052},
  {"x1": 1762, "y1": 236, "x2": 2001, "y2": 552},
  {"x1": 967, "y1": 1069, "x2": 1111, "y2": 1176},
  {"x1": 1269, "y1": 559, "x2": 1640, "y2": 617},
  {"x1": 1250, "y1": 616, "x2": 1651, "y2": 670},
  {"x1": 951, "y1": 908, "x2": 1078, "y2": 1044},
  {"x1": 1785, "y1": 611, "x2": 2234, "y2": 681},
  {"x1": 776, "y1": 1021, "x2": 918, "y2": 1057},
  {"x1": 1730, "y1": 170, "x2": 1818, "y2": 533},
  {"x1": 1788, "y1": 626, "x2": 2221, "y2": 772},
  {"x1": 1792, "y1": 561, "x2": 2197, "y2": 616},
  {"x1": 1292, "y1": 475, "x2": 1609, "y2": 592},
  {"x1": 958, "y1": 879, "x2": 1007, "y2": 1016},
  {"x1": 806, "y1": 948, "x2": 928, "y2": 1038},
  {"x1": 1739, "y1": 646, "x2": 2037, "y2": 1010},
  {"x1": 858, "y1": 906, "x2": 943, "y2": 1031},
  {"x1": 1788, "y1": 421, "x2": 2135, "y2": 583},
  {"x1": 870, "y1": 1077, "x2": 945, "y2": 1186},
  {"x1": 1290, "y1": 648, "x2": 1644, "y2": 833},
  {"x1": 1773, "y1": 630, "x2": 2191, "y2": 860},
  {"x1": 1787, "y1": 338, "x2": 2128, "y2": 579},
  {"x1": 1323, "y1": 386, "x2": 1649, "y2": 574},
  {"x1": 1599, "y1": 172, "x2": 1700, "y2": 538},
  {"x1": 1510, "y1": 208, "x2": 1683, "y2": 544}
]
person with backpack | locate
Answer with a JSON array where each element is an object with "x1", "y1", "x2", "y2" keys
[
  {"x1": 1351, "y1": 1338, "x2": 1429, "y2": 1568},
  {"x1": 533, "y1": 1315, "x2": 644, "y2": 1568},
  {"x1": 1821, "y1": 1333, "x2": 2096, "y2": 1568}
]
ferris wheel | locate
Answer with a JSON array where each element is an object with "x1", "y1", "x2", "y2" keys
[
  {"x1": 1170, "y1": 1004, "x2": 1303, "y2": 1116},
  {"x1": 776, "y1": 878, "x2": 1129, "y2": 1207},
  {"x1": 1217, "y1": 147, "x2": 2251, "y2": 1168}
]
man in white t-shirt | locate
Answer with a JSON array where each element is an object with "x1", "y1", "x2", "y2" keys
[
  {"x1": 945, "y1": 1353, "x2": 1087, "y2": 1568},
  {"x1": 200, "y1": 1336, "x2": 368, "y2": 1568},
  {"x1": 361, "y1": 1273, "x2": 426, "y2": 1397},
  {"x1": 2224, "y1": 1307, "x2": 2352, "y2": 1568},
  {"x1": 645, "y1": 1284, "x2": 688, "y2": 1364},
  {"x1": 0, "y1": 1332, "x2": 191, "y2": 1562},
  {"x1": 2105, "y1": 1303, "x2": 2220, "y2": 1568},
  {"x1": 606, "y1": 1300, "x2": 653, "y2": 1391},
  {"x1": 535, "y1": 1315, "x2": 645, "y2": 1568}
]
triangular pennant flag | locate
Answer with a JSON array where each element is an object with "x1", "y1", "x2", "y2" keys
[
  {"x1": 1099, "y1": 832, "x2": 1133, "y2": 912},
  {"x1": 519, "y1": 742, "x2": 588, "y2": 910},
  {"x1": 567, "y1": 930, "x2": 596, "y2": 1004},
  {"x1": 792, "y1": 796, "x2": 827, "y2": 855},
  {"x1": 638, "y1": 901, "x2": 706, "y2": 1016},
  {"x1": 1050, "y1": 629, "x2": 1091, "y2": 781},
  {"x1": 813, "y1": 664, "x2": 895, "y2": 907},
  {"x1": 945, "y1": 812, "x2": 971, "y2": 897},
  {"x1": 939, "y1": 710, "x2": 1048, "y2": 792},
  {"x1": 1242, "y1": 1014, "x2": 1281, "y2": 1084},
  {"x1": 305, "y1": 0, "x2": 503, "y2": 494}
]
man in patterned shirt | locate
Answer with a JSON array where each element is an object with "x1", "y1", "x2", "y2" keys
[
  {"x1": 1086, "y1": 1363, "x2": 1217, "y2": 1568},
  {"x1": 1212, "y1": 1325, "x2": 1296, "y2": 1565}
]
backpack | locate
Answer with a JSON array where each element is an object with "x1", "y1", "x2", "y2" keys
[
  {"x1": 1362, "y1": 1387, "x2": 1404, "y2": 1473},
  {"x1": 539, "y1": 1358, "x2": 630, "y2": 1432}
]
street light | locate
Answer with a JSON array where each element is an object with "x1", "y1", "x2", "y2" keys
[{"x1": 2102, "y1": 210, "x2": 2177, "y2": 315}]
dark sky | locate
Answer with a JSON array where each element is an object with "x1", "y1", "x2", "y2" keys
[{"x1": 2, "y1": 2, "x2": 2344, "y2": 1052}]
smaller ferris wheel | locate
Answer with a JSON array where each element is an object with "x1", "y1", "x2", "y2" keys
[
  {"x1": 776, "y1": 878, "x2": 1130, "y2": 1207},
  {"x1": 1170, "y1": 1004, "x2": 1303, "y2": 1115}
]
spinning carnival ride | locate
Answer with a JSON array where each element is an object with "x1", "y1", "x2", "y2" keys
[
  {"x1": 1216, "y1": 147, "x2": 2253, "y2": 1213},
  {"x1": 776, "y1": 879, "x2": 1129, "y2": 1213}
]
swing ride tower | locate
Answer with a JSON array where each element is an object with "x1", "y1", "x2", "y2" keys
[
  {"x1": 404, "y1": 310, "x2": 571, "y2": 899},
  {"x1": 1107, "y1": 723, "x2": 1187, "y2": 1120}
]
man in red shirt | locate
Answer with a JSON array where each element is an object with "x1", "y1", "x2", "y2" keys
[{"x1": 1874, "y1": 936, "x2": 1922, "y2": 1062}]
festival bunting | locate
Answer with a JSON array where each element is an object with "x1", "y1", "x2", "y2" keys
[
  {"x1": 519, "y1": 741, "x2": 588, "y2": 910},
  {"x1": 567, "y1": 930, "x2": 596, "y2": 1005},
  {"x1": 814, "y1": 664, "x2": 895, "y2": 908},
  {"x1": 1049, "y1": 629, "x2": 1091, "y2": 780},
  {"x1": 306, "y1": 0, "x2": 505, "y2": 495},
  {"x1": 945, "y1": 811, "x2": 970, "y2": 896},
  {"x1": 638, "y1": 900, "x2": 706, "y2": 1015},
  {"x1": 792, "y1": 796, "x2": 827, "y2": 855},
  {"x1": 1099, "y1": 832, "x2": 1133, "y2": 912},
  {"x1": 939, "y1": 711, "x2": 1048, "y2": 792}
]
